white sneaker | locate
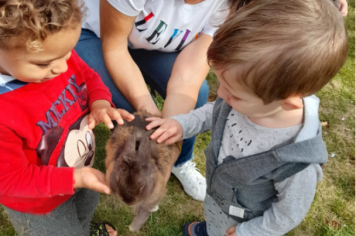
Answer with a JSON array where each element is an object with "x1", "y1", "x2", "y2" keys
[{"x1": 171, "y1": 160, "x2": 206, "y2": 201}]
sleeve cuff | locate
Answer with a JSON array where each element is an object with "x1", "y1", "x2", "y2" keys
[
  {"x1": 202, "y1": 29, "x2": 217, "y2": 37},
  {"x1": 88, "y1": 91, "x2": 115, "y2": 109},
  {"x1": 50, "y1": 167, "x2": 75, "y2": 196},
  {"x1": 107, "y1": 0, "x2": 142, "y2": 17},
  {"x1": 171, "y1": 115, "x2": 188, "y2": 140}
]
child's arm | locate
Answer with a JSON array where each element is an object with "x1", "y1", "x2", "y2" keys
[
  {"x1": 0, "y1": 125, "x2": 111, "y2": 197},
  {"x1": 228, "y1": 164, "x2": 322, "y2": 236},
  {"x1": 146, "y1": 102, "x2": 215, "y2": 145},
  {"x1": 73, "y1": 50, "x2": 135, "y2": 129},
  {"x1": 0, "y1": 126, "x2": 74, "y2": 197}
]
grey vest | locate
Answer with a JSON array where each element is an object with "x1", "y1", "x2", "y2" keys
[{"x1": 205, "y1": 98, "x2": 328, "y2": 222}]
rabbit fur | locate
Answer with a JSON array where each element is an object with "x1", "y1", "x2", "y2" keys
[{"x1": 105, "y1": 111, "x2": 176, "y2": 231}]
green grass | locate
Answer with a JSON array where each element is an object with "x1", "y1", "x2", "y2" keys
[{"x1": 0, "y1": 4, "x2": 354, "y2": 236}]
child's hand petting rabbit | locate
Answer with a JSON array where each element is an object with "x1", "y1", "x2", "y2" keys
[
  {"x1": 146, "y1": 117, "x2": 183, "y2": 145},
  {"x1": 89, "y1": 99, "x2": 135, "y2": 129}
]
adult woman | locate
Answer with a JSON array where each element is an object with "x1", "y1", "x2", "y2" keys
[{"x1": 75, "y1": 0, "x2": 229, "y2": 202}]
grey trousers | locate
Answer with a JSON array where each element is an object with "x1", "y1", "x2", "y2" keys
[
  {"x1": 5, "y1": 188, "x2": 99, "y2": 236},
  {"x1": 204, "y1": 194, "x2": 240, "y2": 236}
]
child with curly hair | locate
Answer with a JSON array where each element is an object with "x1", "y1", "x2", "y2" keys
[{"x1": 0, "y1": 0, "x2": 133, "y2": 235}]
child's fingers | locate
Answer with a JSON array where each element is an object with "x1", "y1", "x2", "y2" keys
[
  {"x1": 108, "y1": 109, "x2": 124, "y2": 125},
  {"x1": 117, "y1": 109, "x2": 135, "y2": 121},
  {"x1": 150, "y1": 126, "x2": 167, "y2": 140},
  {"x1": 88, "y1": 114, "x2": 96, "y2": 130},
  {"x1": 164, "y1": 135, "x2": 181, "y2": 145},
  {"x1": 91, "y1": 181, "x2": 110, "y2": 194},
  {"x1": 97, "y1": 183, "x2": 110, "y2": 195},
  {"x1": 156, "y1": 128, "x2": 176, "y2": 144},
  {"x1": 102, "y1": 185, "x2": 111, "y2": 195},
  {"x1": 146, "y1": 119, "x2": 165, "y2": 130},
  {"x1": 100, "y1": 113, "x2": 114, "y2": 129},
  {"x1": 90, "y1": 169, "x2": 110, "y2": 194},
  {"x1": 226, "y1": 226, "x2": 236, "y2": 234}
]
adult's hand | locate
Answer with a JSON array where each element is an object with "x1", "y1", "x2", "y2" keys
[
  {"x1": 100, "y1": 0, "x2": 160, "y2": 115},
  {"x1": 162, "y1": 34, "x2": 212, "y2": 118}
]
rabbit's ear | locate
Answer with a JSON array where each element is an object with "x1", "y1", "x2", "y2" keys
[
  {"x1": 122, "y1": 135, "x2": 136, "y2": 163},
  {"x1": 125, "y1": 135, "x2": 136, "y2": 153},
  {"x1": 138, "y1": 137, "x2": 151, "y2": 163}
]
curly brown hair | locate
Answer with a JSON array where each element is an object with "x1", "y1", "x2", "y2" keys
[{"x1": 0, "y1": 0, "x2": 84, "y2": 51}]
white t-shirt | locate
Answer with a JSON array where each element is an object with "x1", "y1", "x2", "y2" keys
[{"x1": 82, "y1": 0, "x2": 229, "y2": 52}]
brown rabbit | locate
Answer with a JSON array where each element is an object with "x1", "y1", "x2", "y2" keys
[{"x1": 105, "y1": 111, "x2": 177, "y2": 231}]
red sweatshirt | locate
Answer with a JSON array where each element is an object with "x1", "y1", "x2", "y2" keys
[{"x1": 0, "y1": 51, "x2": 112, "y2": 214}]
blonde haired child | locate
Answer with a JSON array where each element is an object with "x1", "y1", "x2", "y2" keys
[{"x1": 146, "y1": 0, "x2": 348, "y2": 235}]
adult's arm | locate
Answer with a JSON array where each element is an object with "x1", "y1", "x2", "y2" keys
[
  {"x1": 100, "y1": 0, "x2": 159, "y2": 114},
  {"x1": 72, "y1": 50, "x2": 114, "y2": 108},
  {"x1": 162, "y1": 34, "x2": 212, "y2": 118}
]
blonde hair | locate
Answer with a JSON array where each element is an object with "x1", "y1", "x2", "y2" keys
[
  {"x1": 208, "y1": 0, "x2": 348, "y2": 104},
  {"x1": 0, "y1": 0, "x2": 84, "y2": 51}
]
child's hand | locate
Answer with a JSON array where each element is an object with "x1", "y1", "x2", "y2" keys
[
  {"x1": 89, "y1": 99, "x2": 135, "y2": 129},
  {"x1": 145, "y1": 117, "x2": 183, "y2": 145},
  {"x1": 225, "y1": 225, "x2": 237, "y2": 236},
  {"x1": 335, "y1": 0, "x2": 348, "y2": 16},
  {"x1": 73, "y1": 167, "x2": 110, "y2": 194}
]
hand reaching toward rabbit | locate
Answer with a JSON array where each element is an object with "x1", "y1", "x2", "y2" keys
[
  {"x1": 73, "y1": 167, "x2": 110, "y2": 194},
  {"x1": 89, "y1": 99, "x2": 135, "y2": 129},
  {"x1": 146, "y1": 117, "x2": 183, "y2": 145}
]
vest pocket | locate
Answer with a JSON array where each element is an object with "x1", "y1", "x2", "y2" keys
[
  {"x1": 227, "y1": 199, "x2": 254, "y2": 221},
  {"x1": 209, "y1": 188, "x2": 254, "y2": 222}
]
